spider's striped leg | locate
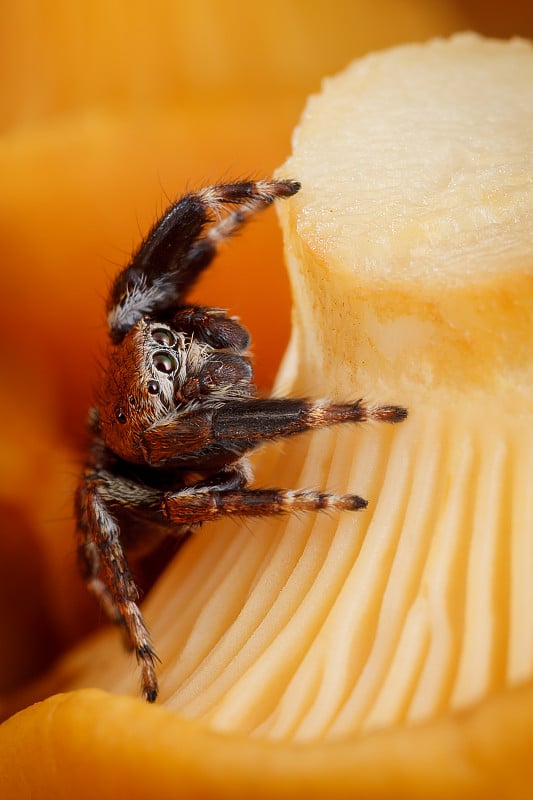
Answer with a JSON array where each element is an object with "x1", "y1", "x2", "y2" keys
[
  {"x1": 143, "y1": 397, "x2": 407, "y2": 467},
  {"x1": 77, "y1": 471, "x2": 159, "y2": 702},
  {"x1": 164, "y1": 486, "x2": 367, "y2": 526}
]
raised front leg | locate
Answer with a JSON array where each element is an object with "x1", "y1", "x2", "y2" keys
[{"x1": 107, "y1": 179, "x2": 300, "y2": 343}]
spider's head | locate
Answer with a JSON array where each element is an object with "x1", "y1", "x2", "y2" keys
[
  {"x1": 98, "y1": 317, "x2": 255, "y2": 464},
  {"x1": 98, "y1": 319, "x2": 189, "y2": 463}
]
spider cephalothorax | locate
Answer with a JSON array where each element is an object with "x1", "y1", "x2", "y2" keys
[
  {"x1": 77, "y1": 179, "x2": 407, "y2": 702},
  {"x1": 99, "y1": 317, "x2": 253, "y2": 462}
]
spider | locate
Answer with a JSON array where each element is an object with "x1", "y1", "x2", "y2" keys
[{"x1": 76, "y1": 178, "x2": 407, "y2": 703}]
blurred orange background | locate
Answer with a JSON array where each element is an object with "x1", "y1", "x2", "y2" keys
[{"x1": 1, "y1": 0, "x2": 532, "y2": 706}]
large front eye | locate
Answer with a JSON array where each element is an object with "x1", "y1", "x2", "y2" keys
[
  {"x1": 115, "y1": 408, "x2": 127, "y2": 424},
  {"x1": 153, "y1": 351, "x2": 177, "y2": 374},
  {"x1": 152, "y1": 328, "x2": 175, "y2": 346}
]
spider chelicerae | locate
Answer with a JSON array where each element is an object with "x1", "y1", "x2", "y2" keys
[{"x1": 76, "y1": 178, "x2": 407, "y2": 702}]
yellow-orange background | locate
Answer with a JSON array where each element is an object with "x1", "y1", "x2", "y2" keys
[{"x1": 1, "y1": 0, "x2": 532, "y2": 706}]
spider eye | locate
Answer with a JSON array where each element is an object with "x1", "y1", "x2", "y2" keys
[
  {"x1": 115, "y1": 408, "x2": 127, "y2": 424},
  {"x1": 147, "y1": 380, "x2": 160, "y2": 395},
  {"x1": 152, "y1": 328, "x2": 175, "y2": 346},
  {"x1": 153, "y1": 351, "x2": 177, "y2": 374}
]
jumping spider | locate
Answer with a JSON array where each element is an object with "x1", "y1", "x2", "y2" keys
[{"x1": 76, "y1": 178, "x2": 407, "y2": 702}]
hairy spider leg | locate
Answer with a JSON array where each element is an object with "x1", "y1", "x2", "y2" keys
[
  {"x1": 77, "y1": 474, "x2": 159, "y2": 702},
  {"x1": 164, "y1": 487, "x2": 368, "y2": 525},
  {"x1": 142, "y1": 397, "x2": 408, "y2": 467},
  {"x1": 107, "y1": 179, "x2": 300, "y2": 342}
]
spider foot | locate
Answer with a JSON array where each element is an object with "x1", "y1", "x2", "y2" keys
[{"x1": 123, "y1": 600, "x2": 160, "y2": 702}]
